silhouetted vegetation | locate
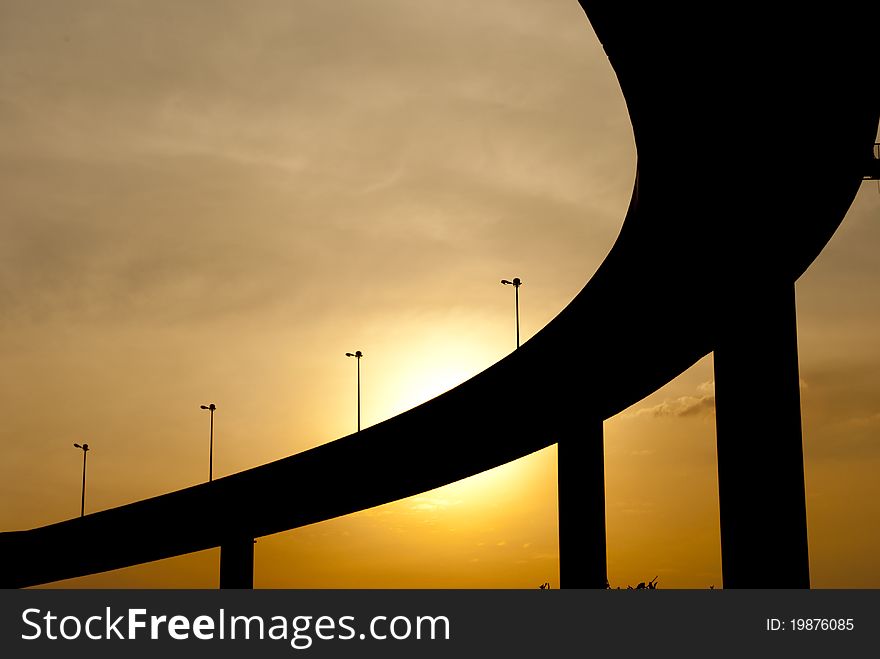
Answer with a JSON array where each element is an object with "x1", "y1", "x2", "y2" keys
[
  {"x1": 604, "y1": 575, "x2": 659, "y2": 590},
  {"x1": 538, "y1": 576, "x2": 660, "y2": 589}
]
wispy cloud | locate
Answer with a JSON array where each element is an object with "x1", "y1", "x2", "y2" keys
[
  {"x1": 630, "y1": 381, "x2": 715, "y2": 418},
  {"x1": 628, "y1": 377, "x2": 811, "y2": 420},
  {"x1": 848, "y1": 412, "x2": 880, "y2": 427},
  {"x1": 408, "y1": 496, "x2": 461, "y2": 512},
  {"x1": 613, "y1": 500, "x2": 656, "y2": 516}
]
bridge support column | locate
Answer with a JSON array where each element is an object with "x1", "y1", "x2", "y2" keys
[
  {"x1": 714, "y1": 281, "x2": 810, "y2": 588},
  {"x1": 220, "y1": 537, "x2": 254, "y2": 589},
  {"x1": 558, "y1": 417, "x2": 607, "y2": 588}
]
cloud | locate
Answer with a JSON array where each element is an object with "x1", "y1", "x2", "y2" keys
[
  {"x1": 627, "y1": 377, "x2": 811, "y2": 421},
  {"x1": 408, "y1": 496, "x2": 460, "y2": 512},
  {"x1": 615, "y1": 500, "x2": 655, "y2": 516},
  {"x1": 0, "y1": 0, "x2": 630, "y2": 332},
  {"x1": 631, "y1": 381, "x2": 716, "y2": 419},
  {"x1": 848, "y1": 412, "x2": 880, "y2": 428},
  {"x1": 629, "y1": 377, "x2": 813, "y2": 420}
]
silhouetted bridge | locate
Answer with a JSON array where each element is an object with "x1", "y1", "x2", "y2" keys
[{"x1": 2, "y1": 2, "x2": 878, "y2": 589}]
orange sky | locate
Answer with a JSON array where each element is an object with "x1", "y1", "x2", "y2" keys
[{"x1": 1, "y1": 0, "x2": 878, "y2": 589}]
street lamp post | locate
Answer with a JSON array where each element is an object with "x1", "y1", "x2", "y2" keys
[
  {"x1": 200, "y1": 403, "x2": 216, "y2": 481},
  {"x1": 501, "y1": 277, "x2": 523, "y2": 348},
  {"x1": 73, "y1": 443, "x2": 90, "y2": 517},
  {"x1": 345, "y1": 351, "x2": 363, "y2": 432}
]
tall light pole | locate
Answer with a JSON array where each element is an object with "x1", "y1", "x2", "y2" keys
[
  {"x1": 200, "y1": 403, "x2": 216, "y2": 481},
  {"x1": 73, "y1": 443, "x2": 89, "y2": 517},
  {"x1": 345, "y1": 351, "x2": 363, "y2": 432},
  {"x1": 501, "y1": 277, "x2": 523, "y2": 348}
]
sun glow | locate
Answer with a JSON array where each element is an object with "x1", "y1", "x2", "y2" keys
[{"x1": 367, "y1": 326, "x2": 507, "y2": 424}]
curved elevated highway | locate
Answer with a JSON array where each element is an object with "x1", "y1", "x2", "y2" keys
[{"x1": 2, "y1": 2, "x2": 877, "y2": 588}]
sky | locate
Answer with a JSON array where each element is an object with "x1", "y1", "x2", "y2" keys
[{"x1": 1, "y1": 0, "x2": 878, "y2": 589}]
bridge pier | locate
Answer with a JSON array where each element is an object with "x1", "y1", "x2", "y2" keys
[
  {"x1": 219, "y1": 536, "x2": 255, "y2": 589},
  {"x1": 714, "y1": 281, "x2": 810, "y2": 588},
  {"x1": 557, "y1": 418, "x2": 607, "y2": 588}
]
